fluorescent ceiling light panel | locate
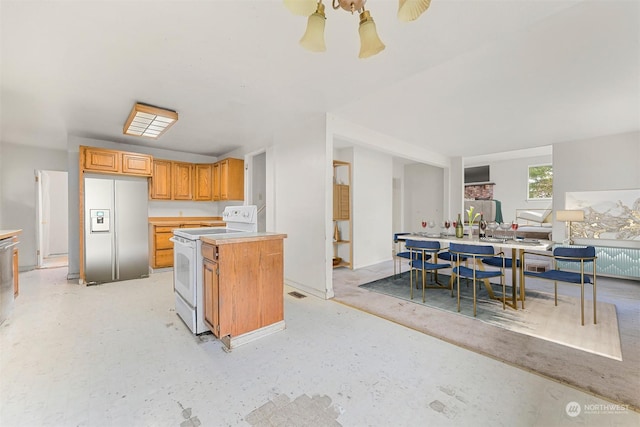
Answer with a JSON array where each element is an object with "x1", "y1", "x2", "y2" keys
[{"x1": 123, "y1": 103, "x2": 178, "y2": 139}]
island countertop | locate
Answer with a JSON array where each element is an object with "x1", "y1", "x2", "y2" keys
[
  {"x1": 200, "y1": 232, "x2": 287, "y2": 245},
  {"x1": 0, "y1": 229, "x2": 22, "y2": 240}
]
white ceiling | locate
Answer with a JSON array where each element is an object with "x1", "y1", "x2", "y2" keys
[{"x1": 1, "y1": 0, "x2": 638, "y2": 158}]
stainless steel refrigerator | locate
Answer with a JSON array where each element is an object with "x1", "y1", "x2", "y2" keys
[{"x1": 84, "y1": 174, "x2": 149, "y2": 284}]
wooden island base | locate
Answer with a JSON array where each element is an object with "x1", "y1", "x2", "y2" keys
[{"x1": 201, "y1": 232, "x2": 287, "y2": 350}]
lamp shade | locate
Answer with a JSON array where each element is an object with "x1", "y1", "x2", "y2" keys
[
  {"x1": 358, "y1": 11, "x2": 385, "y2": 59},
  {"x1": 299, "y1": 4, "x2": 326, "y2": 52},
  {"x1": 556, "y1": 210, "x2": 584, "y2": 222},
  {"x1": 397, "y1": 0, "x2": 432, "y2": 22},
  {"x1": 283, "y1": 0, "x2": 317, "y2": 16}
]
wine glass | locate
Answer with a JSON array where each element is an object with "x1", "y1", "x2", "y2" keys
[
  {"x1": 499, "y1": 222, "x2": 511, "y2": 239},
  {"x1": 421, "y1": 220, "x2": 427, "y2": 235},
  {"x1": 444, "y1": 220, "x2": 451, "y2": 235},
  {"x1": 428, "y1": 220, "x2": 436, "y2": 235},
  {"x1": 487, "y1": 221, "x2": 498, "y2": 238},
  {"x1": 511, "y1": 221, "x2": 519, "y2": 240}
]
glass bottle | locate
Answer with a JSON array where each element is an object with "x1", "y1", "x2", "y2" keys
[
  {"x1": 455, "y1": 213, "x2": 464, "y2": 238},
  {"x1": 479, "y1": 213, "x2": 486, "y2": 238}
]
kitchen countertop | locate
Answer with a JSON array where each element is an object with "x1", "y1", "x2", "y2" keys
[
  {"x1": 0, "y1": 229, "x2": 22, "y2": 240},
  {"x1": 201, "y1": 232, "x2": 287, "y2": 245},
  {"x1": 148, "y1": 217, "x2": 225, "y2": 226}
]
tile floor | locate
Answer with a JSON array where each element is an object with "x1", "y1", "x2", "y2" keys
[{"x1": 1, "y1": 266, "x2": 638, "y2": 426}]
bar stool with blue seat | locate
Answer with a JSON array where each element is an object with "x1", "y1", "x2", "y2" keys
[
  {"x1": 449, "y1": 243, "x2": 506, "y2": 317},
  {"x1": 522, "y1": 246, "x2": 597, "y2": 325},
  {"x1": 405, "y1": 239, "x2": 451, "y2": 302}
]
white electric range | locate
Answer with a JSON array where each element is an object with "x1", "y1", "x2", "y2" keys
[{"x1": 170, "y1": 205, "x2": 257, "y2": 334}]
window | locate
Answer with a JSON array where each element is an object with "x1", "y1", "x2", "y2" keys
[{"x1": 528, "y1": 164, "x2": 553, "y2": 199}]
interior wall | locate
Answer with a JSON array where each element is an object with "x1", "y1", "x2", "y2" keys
[
  {"x1": 392, "y1": 160, "x2": 406, "y2": 235},
  {"x1": 404, "y1": 163, "x2": 445, "y2": 233},
  {"x1": 484, "y1": 154, "x2": 553, "y2": 222},
  {"x1": 351, "y1": 146, "x2": 393, "y2": 268},
  {"x1": 0, "y1": 142, "x2": 68, "y2": 269},
  {"x1": 42, "y1": 170, "x2": 68, "y2": 256},
  {"x1": 271, "y1": 115, "x2": 330, "y2": 299},
  {"x1": 552, "y1": 131, "x2": 640, "y2": 245},
  {"x1": 252, "y1": 151, "x2": 267, "y2": 232}
]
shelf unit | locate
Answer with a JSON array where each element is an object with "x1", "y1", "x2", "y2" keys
[{"x1": 333, "y1": 160, "x2": 352, "y2": 269}]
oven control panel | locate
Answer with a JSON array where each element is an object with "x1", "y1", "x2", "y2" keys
[{"x1": 222, "y1": 205, "x2": 257, "y2": 224}]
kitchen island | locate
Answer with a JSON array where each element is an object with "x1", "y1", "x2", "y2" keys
[{"x1": 200, "y1": 232, "x2": 287, "y2": 350}]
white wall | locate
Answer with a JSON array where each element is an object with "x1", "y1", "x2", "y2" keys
[
  {"x1": 552, "y1": 131, "x2": 640, "y2": 245},
  {"x1": 482, "y1": 154, "x2": 553, "y2": 222},
  {"x1": 42, "y1": 170, "x2": 68, "y2": 256},
  {"x1": 0, "y1": 143, "x2": 68, "y2": 269},
  {"x1": 351, "y1": 146, "x2": 393, "y2": 269},
  {"x1": 392, "y1": 159, "x2": 406, "y2": 234},
  {"x1": 404, "y1": 163, "x2": 445, "y2": 233},
  {"x1": 272, "y1": 115, "x2": 331, "y2": 299}
]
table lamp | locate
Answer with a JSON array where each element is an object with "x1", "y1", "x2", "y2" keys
[{"x1": 556, "y1": 210, "x2": 584, "y2": 245}]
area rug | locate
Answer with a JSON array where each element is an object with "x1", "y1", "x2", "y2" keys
[{"x1": 359, "y1": 273, "x2": 622, "y2": 361}]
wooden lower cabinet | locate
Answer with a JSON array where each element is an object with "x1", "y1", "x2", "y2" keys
[
  {"x1": 203, "y1": 257, "x2": 219, "y2": 336},
  {"x1": 201, "y1": 234, "x2": 286, "y2": 347},
  {"x1": 152, "y1": 225, "x2": 176, "y2": 268},
  {"x1": 13, "y1": 238, "x2": 19, "y2": 297}
]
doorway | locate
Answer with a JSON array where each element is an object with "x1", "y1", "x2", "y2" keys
[
  {"x1": 36, "y1": 170, "x2": 69, "y2": 268},
  {"x1": 245, "y1": 151, "x2": 267, "y2": 232}
]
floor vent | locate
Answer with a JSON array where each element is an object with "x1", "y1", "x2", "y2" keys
[{"x1": 288, "y1": 291, "x2": 307, "y2": 299}]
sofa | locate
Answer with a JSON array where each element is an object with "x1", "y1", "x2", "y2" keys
[{"x1": 464, "y1": 199, "x2": 503, "y2": 223}]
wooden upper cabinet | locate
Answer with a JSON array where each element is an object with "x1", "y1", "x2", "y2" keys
[
  {"x1": 212, "y1": 162, "x2": 221, "y2": 201},
  {"x1": 122, "y1": 153, "x2": 153, "y2": 176},
  {"x1": 150, "y1": 159, "x2": 172, "y2": 199},
  {"x1": 193, "y1": 164, "x2": 213, "y2": 201},
  {"x1": 172, "y1": 161, "x2": 193, "y2": 200},
  {"x1": 216, "y1": 158, "x2": 244, "y2": 201},
  {"x1": 80, "y1": 146, "x2": 152, "y2": 177},
  {"x1": 83, "y1": 147, "x2": 121, "y2": 173}
]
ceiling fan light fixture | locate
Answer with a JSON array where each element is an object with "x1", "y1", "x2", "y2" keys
[
  {"x1": 283, "y1": 0, "x2": 318, "y2": 16},
  {"x1": 123, "y1": 103, "x2": 178, "y2": 139},
  {"x1": 358, "y1": 10, "x2": 385, "y2": 59},
  {"x1": 299, "y1": 2, "x2": 327, "y2": 52},
  {"x1": 397, "y1": 0, "x2": 431, "y2": 22}
]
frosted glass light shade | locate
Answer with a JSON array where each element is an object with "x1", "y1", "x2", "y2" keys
[
  {"x1": 300, "y1": 8, "x2": 326, "y2": 52},
  {"x1": 358, "y1": 11, "x2": 385, "y2": 59},
  {"x1": 123, "y1": 103, "x2": 178, "y2": 139},
  {"x1": 283, "y1": 0, "x2": 317, "y2": 16},
  {"x1": 398, "y1": 0, "x2": 432, "y2": 22}
]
